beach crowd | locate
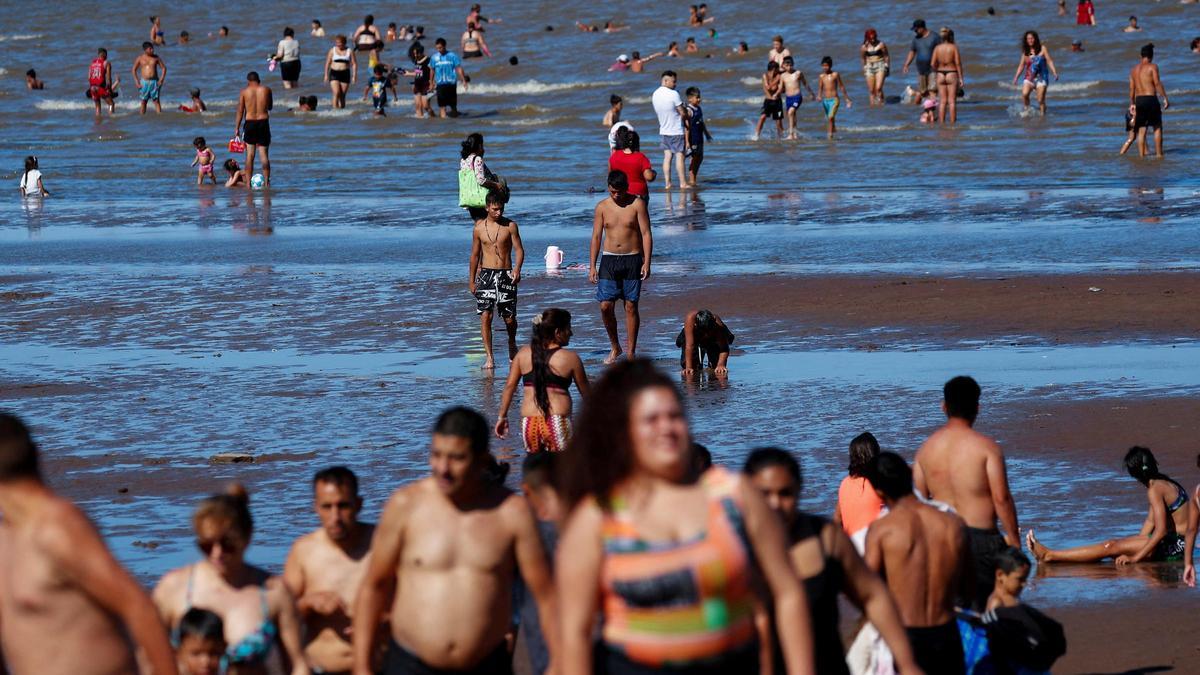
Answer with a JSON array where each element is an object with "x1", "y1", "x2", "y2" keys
[{"x1": 5, "y1": 3, "x2": 1199, "y2": 675}]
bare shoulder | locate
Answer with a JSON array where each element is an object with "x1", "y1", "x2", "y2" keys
[
  {"x1": 383, "y1": 479, "x2": 429, "y2": 517},
  {"x1": 33, "y1": 498, "x2": 98, "y2": 552},
  {"x1": 155, "y1": 564, "x2": 190, "y2": 598},
  {"x1": 288, "y1": 528, "x2": 321, "y2": 556}
]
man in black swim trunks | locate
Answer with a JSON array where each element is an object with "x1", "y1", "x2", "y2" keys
[
  {"x1": 865, "y1": 453, "x2": 970, "y2": 675},
  {"x1": 235, "y1": 71, "x2": 274, "y2": 187},
  {"x1": 677, "y1": 309, "x2": 734, "y2": 376},
  {"x1": 1128, "y1": 43, "x2": 1169, "y2": 158}
]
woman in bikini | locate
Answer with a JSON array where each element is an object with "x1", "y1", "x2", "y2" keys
[
  {"x1": 324, "y1": 35, "x2": 357, "y2": 109},
  {"x1": 860, "y1": 29, "x2": 890, "y2": 107},
  {"x1": 153, "y1": 484, "x2": 306, "y2": 675},
  {"x1": 1029, "y1": 446, "x2": 1195, "y2": 566},
  {"x1": 352, "y1": 14, "x2": 383, "y2": 69},
  {"x1": 744, "y1": 447, "x2": 919, "y2": 675},
  {"x1": 1012, "y1": 31, "x2": 1059, "y2": 115},
  {"x1": 555, "y1": 359, "x2": 816, "y2": 674},
  {"x1": 495, "y1": 308, "x2": 590, "y2": 453},
  {"x1": 930, "y1": 27, "x2": 963, "y2": 124},
  {"x1": 460, "y1": 22, "x2": 490, "y2": 58}
]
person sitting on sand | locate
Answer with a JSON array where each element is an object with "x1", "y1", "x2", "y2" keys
[
  {"x1": 495, "y1": 308, "x2": 591, "y2": 453},
  {"x1": 986, "y1": 547, "x2": 1030, "y2": 611},
  {"x1": 1028, "y1": 446, "x2": 1194, "y2": 565},
  {"x1": 676, "y1": 308, "x2": 733, "y2": 375},
  {"x1": 223, "y1": 159, "x2": 248, "y2": 188}
]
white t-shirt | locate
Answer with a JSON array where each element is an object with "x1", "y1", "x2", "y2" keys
[
  {"x1": 19, "y1": 169, "x2": 42, "y2": 196},
  {"x1": 652, "y1": 85, "x2": 684, "y2": 136},
  {"x1": 608, "y1": 121, "x2": 634, "y2": 150},
  {"x1": 276, "y1": 38, "x2": 300, "y2": 62}
]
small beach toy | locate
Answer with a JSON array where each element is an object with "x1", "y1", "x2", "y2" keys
[
  {"x1": 922, "y1": 98, "x2": 936, "y2": 110},
  {"x1": 250, "y1": 173, "x2": 265, "y2": 189},
  {"x1": 544, "y1": 245, "x2": 564, "y2": 269},
  {"x1": 267, "y1": 57, "x2": 277, "y2": 72}
]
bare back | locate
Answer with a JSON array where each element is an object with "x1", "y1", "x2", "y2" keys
[
  {"x1": 915, "y1": 423, "x2": 1008, "y2": 531},
  {"x1": 388, "y1": 479, "x2": 524, "y2": 669},
  {"x1": 595, "y1": 195, "x2": 648, "y2": 254},
  {"x1": 0, "y1": 502, "x2": 137, "y2": 674},
  {"x1": 1130, "y1": 62, "x2": 1161, "y2": 97},
  {"x1": 867, "y1": 499, "x2": 966, "y2": 627},
  {"x1": 240, "y1": 83, "x2": 273, "y2": 121}
]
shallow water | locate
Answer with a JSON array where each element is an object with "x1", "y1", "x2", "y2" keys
[{"x1": 2, "y1": 1, "x2": 1200, "y2": 609}]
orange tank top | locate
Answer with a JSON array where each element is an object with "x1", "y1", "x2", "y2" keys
[
  {"x1": 599, "y1": 467, "x2": 757, "y2": 667},
  {"x1": 837, "y1": 475, "x2": 885, "y2": 535}
]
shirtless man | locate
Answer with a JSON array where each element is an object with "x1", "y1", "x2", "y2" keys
[
  {"x1": 0, "y1": 413, "x2": 177, "y2": 674},
  {"x1": 767, "y1": 35, "x2": 791, "y2": 66},
  {"x1": 780, "y1": 56, "x2": 815, "y2": 140},
  {"x1": 678, "y1": 308, "x2": 734, "y2": 376},
  {"x1": 913, "y1": 375, "x2": 1019, "y2": 612},
  {"x1": 1129, "y1": 43, "x2": 1168, "y2": 158},
  {"x1": 285, "y1": 467, "x2": 375, "y2": 675},
  {"x1": 351, "y1": 407, "x2": 557, "y2": 675},
  {"x1": 469, "y1": 190, "x2": 524, "y2": 369},
  {"x1": 132, "y1": 41, "x2": 167, "y2": 114},
  {"x1": 865, "y1": 452, "x2": 970, "y2": 675},
  {"x1": 589, "y1": 170, "x2": 652, "y2": 364},
  {"x1": 234, "y1": 71, "x2": 274, "y2": 187},
  {"x1": 629, "y1": 50, "x2": 661, "y2": 73}
]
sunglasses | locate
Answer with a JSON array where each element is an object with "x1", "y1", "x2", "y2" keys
[{"x1": 196, "y1": 535, "x2": 242, "y2": 554}]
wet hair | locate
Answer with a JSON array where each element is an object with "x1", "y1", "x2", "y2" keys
[
  {"x1": 284, "y1": 27, "x2": 294, "y2": 37},
  {"x1": 220, "y1": 26, "x2": 229, "y2": 34},
  {"x1": 662, "y1": 69, "x2": 677, "y2": 79},
  {"x1": 178, "y1": 608, "x2": 224, "y2": 643},
  {"x1": 180, "y1": 31, "x2": 189, "y2": 39},
  {"x1": 685, "y1": 86, "x2": 700, "y2": 98},
  {"x1": 767, "y1": 61, "x2": 780, "y2": 72},
  {"x1": 1124, "y1": 446, "x2": 1169, "y2": 486},
  {"x1": 389, "y1": 22, "x2": 397, "y2": 29},
  {"x1": 781, "y1": 56, "x2": 794, "y2": 65},
  {"x1": 193, "y1": 483, "x2": 253, "y2": 541},
  {"x1": 0, "y1": 412, "x2": 40, "y2": 481},
  {"x1": 1192, "y1": 37, "x2": 1200, "y2": 51},
  {"x1": 1129, "y1": 15, "x2": 1137, "y2": 22},
  {"x1": 692, "y1": 442, "x2": 713, "y2": 472},
  {"x1": 373, "y1": 63, "x2": 386, "y2": 75},
  {"x1": 865, "y1": 28, "x2": 878, "y2": 43},
  {"x1": 435, "y1": 38, "x2": 447, "y2": 47},
  {"x1": 416, "y1": 25, "x2": 425, "y2": 33},
  {"x1": 247, "y1": 71, "x2": 260, "y2": 83},
  {"x1": 668, "y1": 41, "x2": 678, "y2": 50},
  {"x1": 190, "y1": 88, "x2": 201, "y2": 98},
  {"x1": 1021, "y1": 31, "x2": 1042, "y2": 56},
  {"x1": 693, "y1": 309, "x2": 714, "y2": 330},
  {"x1": 943, "y1": 375, "x2": 981, "y2": 423},
  {"x1": 193, "y1": 136, "x2": 206, "y2": 148},
  {"x1": 686, "y1": 37, "x2": 696, "y2": 44},
  {"x1": 848, "y1": 431, "x2": 881, "y2": 477},
  {"x1": 223, "y1": 159, "x2": 239, "y2": 173},
  {"x1": 995, "y1": 546, "x2": 1031, "y2": 573},
  {"x1": 865, "y1": 452, "x2": 913, "y2": 500},
  {"x1": 25, "y1": 69, "x2": 36, "y2": 78},
  {"x1": 98, "y1": 47, "x2": 107, "y2": 57},
  {"x1": 143, "y1": 41, "x2": 154, "y2": 50},
  {"x1": 150, "y1": 15, "x2": 158, "y2": 23},
  {"x1": 631, "y1": 51, "x2": 641, "y2": 59},
  {"x1": 610, "y1": 94, "x2": 622, "y2": 105},
  {"x1": 743, "y1": 447, "x2": 801, "y2": 487},
  {"x1": 460, "y1": 132, "x2": 484, "y2": 159},
  {"x1": 433, "y1": 406, "x2": 489, "y2": 457},
  {"x1": 522, "y1": 451, "x2": 556, "y2": 490},
  {"x1": 313, "y1": 466, "x2": 358, "y2": 495},
  {"x1": 607, "y1": 169, "x2": 629, "y2": 192},
  {"x1": 363, "y1": 14, "x2": 374, "y2": 26},
  {"x1": 821, "y1": 56, "x2": 833, "y2": 66},
  {"x1": 560, "y1": 359, "x2": 683, "y2": 509},
  {"x1": 739, "y1": 41, "x2": 748, "y2": 51},
  {"x1": 529, "y1": 308, "x2": 572, "y2": 416},
  {"x1": 1141, "y1": 43, "x2": 1155, "y2": 59}
]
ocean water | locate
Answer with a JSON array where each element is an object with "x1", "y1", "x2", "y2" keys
[{"x1": 1, "y1": 0, "x2": 1200, "y2": 610}]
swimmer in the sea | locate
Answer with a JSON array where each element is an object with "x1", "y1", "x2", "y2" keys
[
  {"x1": 677, "y1": 309, "x2": 733, "y2": 376},
  {"x1": 25, "y1": 69, "x2": 44, "y2": 90},
  {"x1": 149, "y1": 15, "x2": 165, "y2": 45},
  {"x1": 629, "y1": 51, "x2": 662, "y2": 73}
]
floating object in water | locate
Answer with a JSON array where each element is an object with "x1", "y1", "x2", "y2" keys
[{"x1": 250, "y1": 173, "x2": 265, "y2": 189}]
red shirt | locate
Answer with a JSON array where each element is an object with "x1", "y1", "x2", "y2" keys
[
  {"x1": 609, "y1": 150, "x2": 651, "y2": 197},
  {"x1": 1076, "y1": 1, "x2": 1094, "y2": 25}
]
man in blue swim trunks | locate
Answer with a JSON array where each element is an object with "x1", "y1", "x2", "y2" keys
[
  {"x1": 131, "y1": 41, "x2": 166, "y2": 114},
  {"x1": 589, "y1": 170, "x2": 652, "y2": 364},
  {"x1": 780, "y1": 56, "x2": 815, "y2": 140}
]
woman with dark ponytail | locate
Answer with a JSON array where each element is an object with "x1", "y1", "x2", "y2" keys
[
  {"x1": 1028, "y1": 446, "x2": 1194, "y2": 565},
  {"x1": 495, "y1": 307, "x2": 590, "y2": 452}
]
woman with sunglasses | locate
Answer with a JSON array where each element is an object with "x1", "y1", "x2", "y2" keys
[{"x1": 154, "y1": 484, "x2": 308, "y2": 674}]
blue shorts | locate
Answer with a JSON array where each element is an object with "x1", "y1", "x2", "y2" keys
[
  {"x1": 596, "y1": 253, "x2": 643, "y2": 303},
  {"x1": 660, "y1": 134, "x2": 685, "y2": 154},
  {"x1": 139, "y1": 78, "x2": 160, "y2": 102},
  {"x1": 785, "y1": 94, "x2": 803, "y2": 111}
]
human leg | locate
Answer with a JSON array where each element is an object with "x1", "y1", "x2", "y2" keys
[
  {"x1": 243, "y1": 144, "x2": 256, "y2": 185},
  {"x1": 947, "y1": 73, "x2": 958, "y2": 123},
  {"x1": 480, "y1": 309, "x2": 495, "y2": 369},
  {"x1": 1136, "y1": 127, "x2": 1148, "y2": 157},
  {"x1": 599, "y1": 301, "x2": 621, "y2": 363},
  {"x1": 1027, "y1": 529, "x2": 1148, "y2": 563},
  {"x1": 624, "y1": 300, "x2": 640, "y2": 357},
  {"x1": 1020, "y1": 82, "x2": 1033, "y2": 110},
  {"x1": 1036, "y1": 83, "x2": 1047, "y2": 114},
  {"x1": 661, "y1": 150, "x2": 673, "y2": 188},
  {"x1": 258, "y1": 145, "x2": 270, "y2": 185},
  {"x1": 753, "y1": 113, "x2": 768, "y2": 140},
  {"x1": 1154, "y1": 127, "x2": 1163, "y2": 157},
  {"x1": 674, "y1": 151, "x2": 689, "y2": 188}
]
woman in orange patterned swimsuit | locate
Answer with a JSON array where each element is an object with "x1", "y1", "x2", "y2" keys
[
  {"x1": 555, "y1": 359, "x2": 816, "y2": 674},
  {"x1": 495, "y1": 308, "x2": 590, "y2": 452}
]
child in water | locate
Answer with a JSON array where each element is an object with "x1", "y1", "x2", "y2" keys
[
  {"x1": 920, "y1": 93, "x2": 938, "y2": 124},
  {"x1": 180, "y1": 88, "x2": 206, "y2": 113},
  {"x1": 364, "y1": 63, "x2": 395, "y2": 116},
  {"x1": 18, "y1": 156, "x2": 49, "y2": 197},
  {"x1": 191, "y1": 137, "x2": 216, "y2": 185},
  {"x1": 1119, "y1": 103, "x2": 1137, "y2": 155},
  {"x1": 986, "y1": 547, "x2": 1031, "y2": 611},
  {"x1": 174, "y1": 608, "x2": 225, "y2": 675},
  {"x1": 817, "y1": 55, "x2": 852, "y2": 138},
  {"x1": 223, "y1": 159, "x2": 247, "y2": 188}
]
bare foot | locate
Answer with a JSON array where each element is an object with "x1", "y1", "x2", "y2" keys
[
  {"x1": 603, "y1": 348, "x2": 623, "y2": 365},
  {"x1": 1026, "y1": 530, "x2": 1048, "y2": 562},
  {"x1": 482, "y1": 356, "x2": 495, "y2": 370},
  {"x1": 664, "y1": 183, "x2": 674, "y2": 190}
]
